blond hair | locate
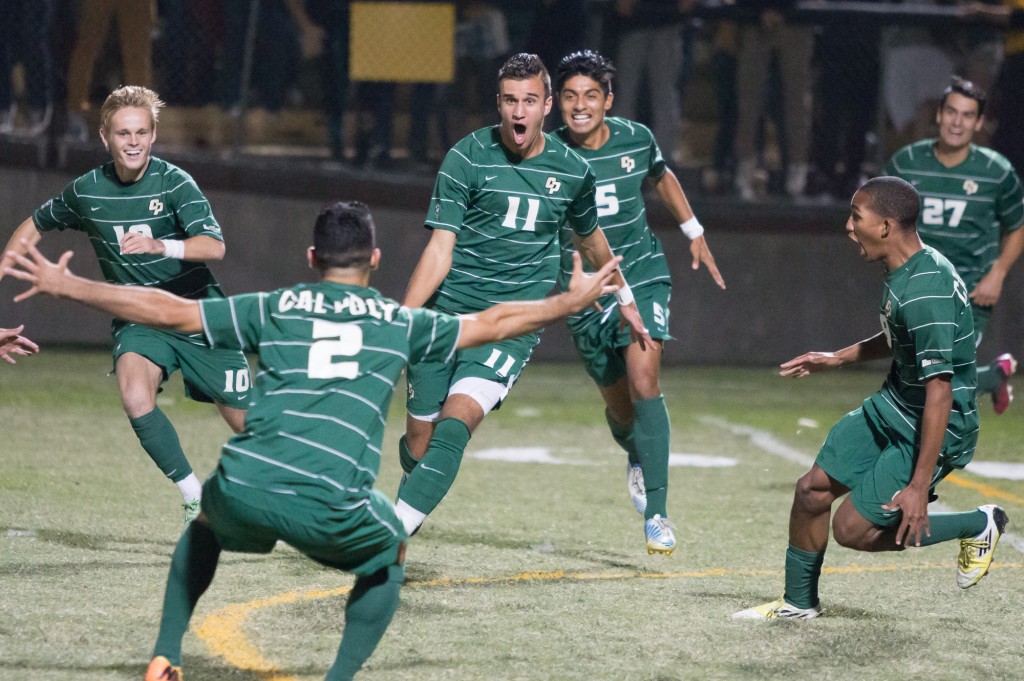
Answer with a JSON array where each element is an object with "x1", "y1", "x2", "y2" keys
[{"x1": 99, "y1": 85, "x2": 165, "y2": 131}]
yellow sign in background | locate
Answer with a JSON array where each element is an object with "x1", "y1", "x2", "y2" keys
[{"x1": 350, "y1": 2, "x2": 455, "y2": 83}]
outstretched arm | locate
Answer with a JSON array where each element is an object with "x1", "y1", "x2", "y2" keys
[
  {"x1": 653, "y1": 168, "x2": 725, "y2": 289},
  {"x1": 0, "y1": 217, "x2": 43, "y2": 285},
  {"x1": 403, "y1": 229, "x2": 456, "y2": 308},
  {"x1": 0, "y1": 324, "x2": 38, "y2": 364},
  {"x1": 458, "y1": 254, "x2": 621, "y2": 349},
  {"x1": 779, "y1": 332, "x2": 891, "y2": 377},
  {"x1": 4, "y1": 243, "x2": 203, "y2": 333},
  {"x1": 119, "y1": 233, "x2": 227, "y2": 261},
  {"x1": 573, "y1": 228, "x2": 653, "y2": 349}
]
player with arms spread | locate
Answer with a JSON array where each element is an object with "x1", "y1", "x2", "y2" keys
[
  {"x1": 5, "y1": 200, "x2": 621, "y2": 681},
  {"x1": 885, "y1": 77, "x2": 1024, "y2": 414},
  {"x1": 394, "y1": 53, "x2": 650, "y2": 536},
  {"x1": 0, "y1": 86, "x2": 250, "y2": 527},
  {"x1": 733, "y1": 177, "x2": 1007, "y2": 621},
  {"x1": 554, "y1": 50, "x2": 725, "y2": 554}
]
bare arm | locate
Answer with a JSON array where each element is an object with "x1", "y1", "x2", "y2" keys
[
  {"x1": 970, "y1": 227, "x2": 1024, "y2": 307},
  {"x1": 882, "y1": 375, "x2": 953, "y2": 547},
  {"x1": 779, "y1": 331, "x2": 891, "y2": 377},
  {"x1": 653, "y1": 168, "x2": 725, "y2": 289},
  {"x1": 0, "y1": 217, "x2": 43, "y2": 284},
  {"x1": 4, "y1": 243, "x2": 203, "y2": 333},
  {"x1": 119, "y1": 233, "x2": 227, "y2": 261},
  {"x1": 403, "y1": 229, "x2": 456, "y2": 308},
  {"x1": 458, "y1": 254, "x2": 620, "y2": 349}
]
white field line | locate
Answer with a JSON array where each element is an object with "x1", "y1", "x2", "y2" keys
[{"x1": 698, "y1": 414, "x2": 1024, "y2": 556}]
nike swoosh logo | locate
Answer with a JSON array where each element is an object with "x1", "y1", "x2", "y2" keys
[
  {"x1": 91, "y1": 206, "x2": 101, "y2": 211},
  {"x1": 421, "y1": 465, "x2": 444, "y2": 475},
  {"x1": 485, "y1": 175, "x2": 498, "y2": 181}
]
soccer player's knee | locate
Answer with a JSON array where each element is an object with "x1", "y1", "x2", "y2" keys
[
  {"x1": 433, "y1": 418, "x2": 471, "y2": 455},
  {"x1": 793, "y1": 471, "x2": 830, "y2": 514}
]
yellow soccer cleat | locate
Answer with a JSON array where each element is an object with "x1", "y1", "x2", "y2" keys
[
  {"x1": 731, "y1": 598, "x2": 820, "y2": 621},
  {"x1": 957, "y1": 504, "x2": 1009, "y2": 589},
  {"x1": 145, "y1": 656, "x2": 182, "y2": 681}
]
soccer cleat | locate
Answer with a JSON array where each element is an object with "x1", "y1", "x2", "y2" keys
[
  {"x1": 182, "y1": 498, "x2": 201, "y2": 532},
  {"x1": 145, "y1": 656, "x2": 182, "y2": 680},
  {"x1": 957, "y1": 504, "x2": 1009, "y2": 589},
  {"x1": 644, "y1": 514, "x2": 676, "y2": 556},
  {"x1": 627, "y1": 464, "x2": 647, "y2": 515},
  {"x1": 731, "y1": 598, "x2": 820, "y2": 621},
  {"x1": 992, "y1": 353, "x2": 1017, "y2": 415}
]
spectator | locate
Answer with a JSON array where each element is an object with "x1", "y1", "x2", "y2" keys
[
  {"x1": 0, "y1": 0, "x2": 54, "y2": 138},
  {"x1": 986, "y1": 1, "x2": 1024, "y2": 174}
]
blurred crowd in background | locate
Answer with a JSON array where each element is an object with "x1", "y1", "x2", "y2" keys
[{"x1": 1, "y1": 0, "x2": 1022, "y2": 203}]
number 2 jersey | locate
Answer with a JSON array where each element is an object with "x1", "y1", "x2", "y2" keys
[
  {"x1": 424, "y1": 126, "x2": 599, "y2": 314},
  {"x1": 885, "y1": 141, "x2": 1024, "y2": 292},
  {"x1": 32, "y1": 157, "x2": 226, "y2": 300},
  {"x1": 554, "y1": 117, "x2": 672, "y2": 333},
  {"x1": 865, "y1": 246, "x2": 979, "y2": 467},
  {"x1": 199, "y1": 283, "x2": 462, "y2": 505}
]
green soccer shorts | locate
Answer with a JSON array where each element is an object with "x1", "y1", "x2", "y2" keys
[
  {"x1": 815, "y1": 406, "x2": 958, "y2": 527},
  {"x1": 405, "y1": 332, "x2": 539, "y2": 419},
  {"x1": 201, "y1": 473, "x2": 406, "y2": 576},
  {"x1": 112, "y1": 322, "x2": 251, "y2": 406},
  {"x1": 570, "y1": 283, "x2": 672, "y2": 387}
]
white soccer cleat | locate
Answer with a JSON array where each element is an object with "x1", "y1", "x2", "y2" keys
[
  {"x1": 644, "y1": 514, "x2": 676, "y2": 556},
  {"x1": 731, "y1": 598, "x2": 820, "y2": 621},
  {"x1": 627, "y1": 464, "x2": 647, "y2": 515},
  {"x1": 957, "y1": 504, "x2": 1008, "y2": 589}
]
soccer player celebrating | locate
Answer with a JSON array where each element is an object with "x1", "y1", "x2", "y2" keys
[
  {"x1": 394, "y1": 53, "x2": 650, "y2": 537},
  {"x1": 4, "y1": 200, "x2": 622, "y2": 681},
  {"x1": 0, "y1": 86, "x2": 250, "y2": 527},
  {"x1": 554, "y1": 50, "x2": 725, "y2": 554},
  {"x1": 886, "y1": 77, "x2": 1024, "y2": 414},
  {"x1": 733, "y1": 177, "x2": 1007, "y2": 621}
]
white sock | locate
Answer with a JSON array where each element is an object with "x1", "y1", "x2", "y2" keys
[
  {"x1": 176, "y1": 473, "x2": 203, "y2": 502},
  {"x1": 395, "y1": 499, "x2": 426, "y2": 536}
]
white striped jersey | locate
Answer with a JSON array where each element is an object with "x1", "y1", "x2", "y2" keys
[
  {"x1": 885, "y1": 141, "x2": 1024, "y2": 292},
  {"x1": 424, "y1": 126, "x2": 599, "y2": 314},
  {"x1": 200, "y1": 282, "x2": 462, "y2": 503},
  {"x1": 864, "y1": 247, "x2": 979, "y2": 466}
]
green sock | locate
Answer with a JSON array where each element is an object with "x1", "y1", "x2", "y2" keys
[
  {"x1": 783, "y1": 545, "x2": 825, "y2": 609},
  {"x1": 130, "y1": 407, "x2": 192, "y2": 482},
  {"x1": 397, "y1": 418, "x2": 471, "y2": 516},
  {"x1": 605, "y1": 408, "x2": 638, "y2": 466},
  {"x1": 328, "y1": 564, "x2": 404, "y2": 681},
  {"x1": 917, "y1": 509, "x2": 988, "y2": 547},
  {"x1": 977, "y1": 362, "x2": 1000, "y2": 395},
  {"x1": 152, "y1": 521, "x2": 221, "y2": 665},
  {"x1": 398, "y1": 435, "x2": 419, "y2": 475},
  {"x1": 633, "y1": 396, "x2": 670, "y2": 520}
]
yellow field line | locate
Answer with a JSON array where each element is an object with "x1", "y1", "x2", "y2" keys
[
  {"x1": 946, "y1": 472, "x2": 1024, "y2": 505},
  {"x1": 192, "y1": 561, "x2": 1023, "y2": 680}
]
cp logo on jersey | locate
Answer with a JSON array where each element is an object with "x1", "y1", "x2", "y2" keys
[
  {"x1": 621, "y1": 156, "x2": 635, "y2": 173},
  {"x1": 545, "y1": 177, "x2": 561, "y2": 194},
  {"x1": 149, "y1": 199, "x2": 164, "y2": 215},
  {"x1": 962, "y1": 180, "x2": 978, "y2": 196}
]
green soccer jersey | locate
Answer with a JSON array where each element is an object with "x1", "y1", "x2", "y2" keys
[
  {"x1": 554, "y1": 117, "x2": 672, "y2": 330},
  {"x1": 199, "y1": 282, "x2": 462, "y2": 505},
  {"x1": 424, "y1": 126, "x2": 599, "y2": 314},
  {"x1": 885, "y1": 141, "x2": 1024, "y2": 291},
  {"x1": 32, "y1": 157, "x2": 226, "y2": 300},
  {"x1": 864, "y1": 247, "x2": 979, "y2": 466}
]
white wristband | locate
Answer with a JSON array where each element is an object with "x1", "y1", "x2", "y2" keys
[
  {"x1": 615, "y1": 281, "x2": 635, "y2": 307},
  {"x1": 679, "y1": 217, "x2": 704, "y2": 240},
  {"x1": 160, "y1": 239, "x2": 185, "y2": 259}
]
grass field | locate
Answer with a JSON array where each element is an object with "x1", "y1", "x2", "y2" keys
[{"x1": 3, "y1": 350, "x2": 1024, "y2": 681}]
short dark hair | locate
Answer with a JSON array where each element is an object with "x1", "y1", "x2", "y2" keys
[
  {"x1": 940, "y1": 76, "x2": 986, "y2": 117},
  {"x1": 313, "y1": 200, "x2": 376, "y2": 271},
  {"x1": 858, "y1": 176, "x2": 920, "y2": 230},
  {"x1": 556, "y1": 50, "x2": 616, "y2": 96},
  {"x1": 498, "y1": 53, "x2": 551, "y2": 98}
]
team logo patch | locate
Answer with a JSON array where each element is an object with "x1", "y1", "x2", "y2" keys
[
  {"x1": 149, "y1": 199, "x2": 164, "y2": 215},
  {"x1": 621, "y1": 156, "x2": 635, "y2": 173},
  {"x1": 545, "y1": 177, "x2": 561, "y2": 194},
  {"x1": 963, "y1": 180, "x2": 979, "y2": 195},
  {"x1": 884, "y1": 299, "x2": 893, "y2": 318}
]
